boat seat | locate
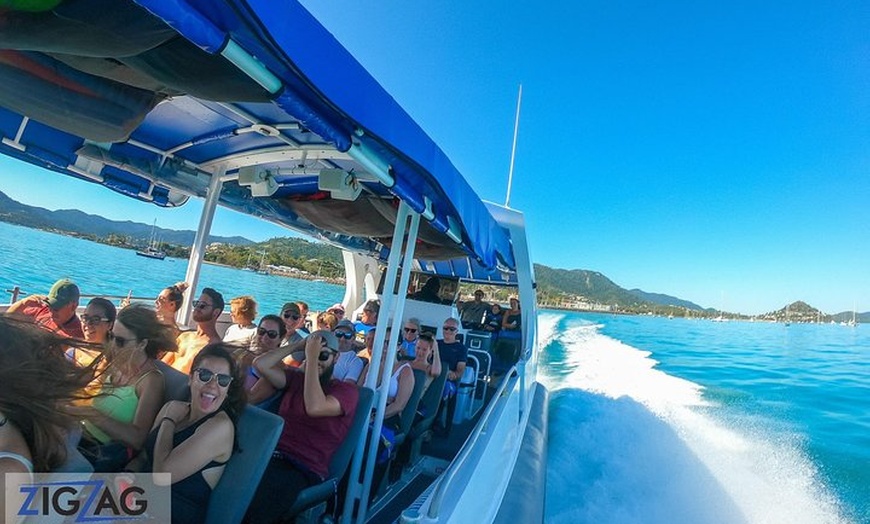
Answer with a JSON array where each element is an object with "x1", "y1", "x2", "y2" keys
[
  {"x1": 403, "y1": 366, "x2": 449, "y2": 464},
  {"x1": 392, "y1": 369, "x2": 428, "y2": 449},
  {"x1": 205, "y1": 405, "x2": 284, "y2": 524},
  {"x1": 283, "y1": 386, "x2": 375, "y2": 520},
  {"x1": 155, "y1": 360, "x2": 191, "y2": 403}
]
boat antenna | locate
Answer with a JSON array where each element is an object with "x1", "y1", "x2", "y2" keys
[{"x1": 505, "y1": 84, "x2": 523, "y2": 208}]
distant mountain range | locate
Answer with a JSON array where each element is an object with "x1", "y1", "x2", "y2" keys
[
  {"x1": 0, "y1": 190, "x2": 862, "y2": 320},
  {"x1": 0, "y1": 190, "x2": 251, "y2": 246}
]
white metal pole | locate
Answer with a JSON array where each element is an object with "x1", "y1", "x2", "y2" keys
[
  {"x1": 505, "y1": 84, "x2": 522, "y2": 208},
  {"x1": 342, "y1": 200, "x2": 411, "y2": 523},
  {"x1": 357, "y1": 207, "x2": 420, "y2": 523},
  {"x1": 179, "y1": 167, "x2": 224, "y2": 326}
]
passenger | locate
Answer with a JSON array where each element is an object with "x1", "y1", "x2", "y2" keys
[
  {"x1": 164, "y1": 288, "x2": 224, "y2": 374},
  {"x1": 0, "y1": 317, "x2": 98, "y2": 517},
  {"x1": 246, "y1": 332, "x2": 359, "y2": 523},
  {"x1": 410, "y1": 332, "x2": 442, "y2": 393},
  {"x1": 358, "y1": 328, "x2": 415, "y2": 429},
  {"x1": 7, "y1": 278, "x2": 84, "y2": 339},
  {"x1": 237, "y1": 314, "x2": 286, "y2": 405},
  {"x1": 223, "y1": 295, "x2": 258, "y2": 346},
  {"x1": 434, "y1": 317, "x2": 467, "y2": 435},
  {"x1": 138, "y1": 343, "x2": 243, "y2": 524},
  {"x1": 71, "y1": 297, "x2": 117, "y2": 366},
  {"x1": 279, "y1": 302, "x2": 305, "y2": 346},
  {"x1": 502, "y1": 297, "x2": 521, "y2": 332},
  {"x1": 78, "y1": 305, "x2": 175, "y2": 472},
  {"x1": 459, "y1": 289, "x2": 491, "y2": 329},
  {"x1": 398, "y1": 317, "x2": 421, "y2": 360},
  {"x1": 327, "y1": 303, "x2": 345, "y2": 322},
  {"x1": 154, "y1": 281, "x2": 189, "y2": 334},
  {"x1": 357, "y1": 328, "x2": 376, "y2": 364},
  {"x1": 296, "y1": 301, "x2": 311, "y2": 336},
  {"x1": 409, "y1": 276, "x2": 443, "y2": 304},
  {"x1": 483, "y1": 303, "x2": 504, "y2": 334},
  {"x1": 354, "y1": 299, "x2": 380, "y2": 341},
  {"x1": 316, "y1": 311, "x2": 338, "y2": 331},
  {"x1": 332, "y1": 320, "x2": 364, "y2": 383}
]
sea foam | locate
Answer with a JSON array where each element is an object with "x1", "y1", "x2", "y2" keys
[{"x1": 542, "y1": 313, "x2": 851, "y2": 524}]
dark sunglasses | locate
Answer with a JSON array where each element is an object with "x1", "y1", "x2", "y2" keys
[
  {"x1": 318, "y1": 350, "x2": 337, "y2": 362},
  {"x1": 192, "y1": 300, "x2": 213, "y2": 309},
  {"x1": 283, "y1": 312, "x2": 301, "y2": 320},
  {"x1": 442, "y1": 326, "x2": 458, "y2": 332},
  {"x1": 363, "y1": 308, "x2": 376, "y2": 314},
  {"x1": 257, "y1": 327, "x2": 279, "y2": 339},
  {"x1": 81, "y1": 315, "x2": 110, "y2": 325},
  {"x1": 108, "y1": 331, "x2": 133, "y2": 347},
  {"x1": 403, "y1": 327, "x2": 418, "y2": 334},
  {"x1": 334, "y1": 331, "x2": 354, "y2": 340},
  {"x1": 193, "y1": 368, "x2": 233, "y2": 388}
]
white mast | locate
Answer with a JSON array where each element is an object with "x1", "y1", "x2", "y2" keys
[{"x1": 505, "y1": 84, "x2": 522, "y2": 208}]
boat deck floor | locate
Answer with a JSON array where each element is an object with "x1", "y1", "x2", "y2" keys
[{"x1": 365, "y1": 378, "x2": 503, "y2": 523}]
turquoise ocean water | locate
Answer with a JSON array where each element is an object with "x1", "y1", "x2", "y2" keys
[{"x1": 1, "y1": 222, "x2": 867, "y2": 523}]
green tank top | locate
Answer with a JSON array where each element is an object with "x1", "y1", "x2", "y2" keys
[{"x1": 83, "y1": 369, "x2": 159, "y2": 444}]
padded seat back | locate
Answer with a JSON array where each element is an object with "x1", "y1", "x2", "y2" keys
[
  {"x1": 206, "y1": 405, "x2": 284, "y2": 524},
  {"x1": 327, "y1": 387, "x2": 374, "y2": 479},
  {"x1": 408, "y1": 366, "x2": 448, "y2": 440},
  {"x1": 155, "y1": 360, "x2": 191, "y2": 403}
]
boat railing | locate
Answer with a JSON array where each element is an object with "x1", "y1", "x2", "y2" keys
[
  {"x1": 426, "y1": 364, "x2": 520, "y2": 520},
  {"x1": 2, "y1": 286, "x2": 154, "y2": 306}
]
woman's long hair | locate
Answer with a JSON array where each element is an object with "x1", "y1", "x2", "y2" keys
[
  {"x1": 116, "y1": 304, "x2": 177, "y2": 358},
  {"x1": 0, "y1": 316, "x2": 102, "y2": 471}
]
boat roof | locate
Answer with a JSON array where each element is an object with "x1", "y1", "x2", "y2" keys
[{"x1": 0, "y1": 0, "x2": 517, "y2": 283}]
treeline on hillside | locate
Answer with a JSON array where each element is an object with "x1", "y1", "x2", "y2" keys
[{"x1": 205, "y1": 237, "x2": 344, "y2": 278}]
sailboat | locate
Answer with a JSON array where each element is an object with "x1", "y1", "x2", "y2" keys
[
  {"x1": 847, "y1": 303, "x2": 858, "y2": 327},
  {"x1": 256, "y1": 250, "x2": 270, "y2": 275},
  {"x1": 241, "y1": 251, "x2": 255, "y2": 272},
  {"x1": 135, "y1": 219, "x2": 166, "y2": 260}
]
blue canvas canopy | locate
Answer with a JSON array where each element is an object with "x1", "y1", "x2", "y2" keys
[{"x1": 0, "y1": 0, "x2": 516, "y2": 275}]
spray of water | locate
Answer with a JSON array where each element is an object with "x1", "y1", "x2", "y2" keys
[{"x1": 541, "y1": 313, "x2": 851, "y2": 524}]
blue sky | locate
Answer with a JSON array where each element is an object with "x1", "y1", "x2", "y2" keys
[{"x1": 0, "y1": 1, "x2": 867, "y2": 315}]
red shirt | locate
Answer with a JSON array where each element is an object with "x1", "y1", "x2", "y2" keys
[
  {"x1": 276, "y1": 369, "x2": 359, "y2": 479},
  {"x1": 18, "y1": 299, "x2": 84, "y2": 340}
]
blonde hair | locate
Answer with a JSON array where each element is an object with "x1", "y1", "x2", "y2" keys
[{"x1": 230, "y1": 295, "x2": 258, "y2": 323}]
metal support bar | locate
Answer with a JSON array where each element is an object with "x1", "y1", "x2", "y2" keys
[{"x1": 179, "y1": 167, "x2": 225, "y2": 325}]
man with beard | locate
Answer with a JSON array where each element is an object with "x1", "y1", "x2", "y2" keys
[
  {"x1": 246, "y1": 331, "x2": 359, "y2": 523},
  {"x1": 163, "y1": 287, "x2": 224, "y2": 373}
]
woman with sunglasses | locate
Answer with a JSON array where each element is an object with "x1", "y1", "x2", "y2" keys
[
  {"x1": 234, "y1": 315, "x2": 286, "y2": 405},
  {"x1": 68, "y1": 297, "x2": 117, "y2": 367},
  {"x1": 502, "y1": 297, "x2": 521, "y2": 332},
  {"x1": 1, "y1": 317, "x2": 99, "y2": 518},
  {"x1": 78, "y1": 304, "x2": 177, "y2": 472},
  {"x1": 139, "y1": 343, "x2": 243, "y2": 524}
]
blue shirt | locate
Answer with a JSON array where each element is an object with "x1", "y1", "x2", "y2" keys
[{"x1": 438, "y1": 340, "x2": 468, "y2": 373}]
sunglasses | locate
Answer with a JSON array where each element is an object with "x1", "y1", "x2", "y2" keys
[
  {"x1": 108, "y1": 331, "x2": 134, "y2": 347},
  {"x1": 334, "y1": 331, "x2": 354, "y2": 340},
  {"x1": 403, "y1": 327, "x2": 418, "y2": 334},
  {"x1": 283, "y1": 312, "x2": 301, "y2": 320},
  {"x1": 318, "y1": 350, "x2": 337, "y2": 361},
  {"x1": 81, "y1": 315, "x2": 110, "y2": 325},
  {"x1": 193, "y1": 368, "x2": 233, "y2": 388},
  {"x1": 442, "y1": 326, "x2": 458, "y2": 332},
  {"x1": 257, "y1": 327, "x2": 279, "y2": 339},
  {"x1": 192, "y1": 300, "x2": 213, "y2": 309},
  {"x1": 363, "y1": 308, "x2": 376, "y2": 314}
]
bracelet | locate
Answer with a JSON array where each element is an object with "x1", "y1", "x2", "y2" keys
[{"x1": 159, "y1": 417, "x2": 177, "y2": 426}]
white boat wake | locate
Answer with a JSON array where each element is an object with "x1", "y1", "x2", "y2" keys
[{"x1": 540, "y1": 313, "x2": 851, "y2": 524}]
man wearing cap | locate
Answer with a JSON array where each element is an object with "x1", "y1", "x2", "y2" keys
[
  {"x1": 458, "y1": 289, "x2": 491, "y2": 329},
  {"x1": 7, "y1": 278, "x2": 84, "y2": 339},
  {"x1": 247, "y1": 331, "x2": 359, "y2": 522},
  {"x1": 332, "y1": 319, "x2": 364, "y2": 383}
]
